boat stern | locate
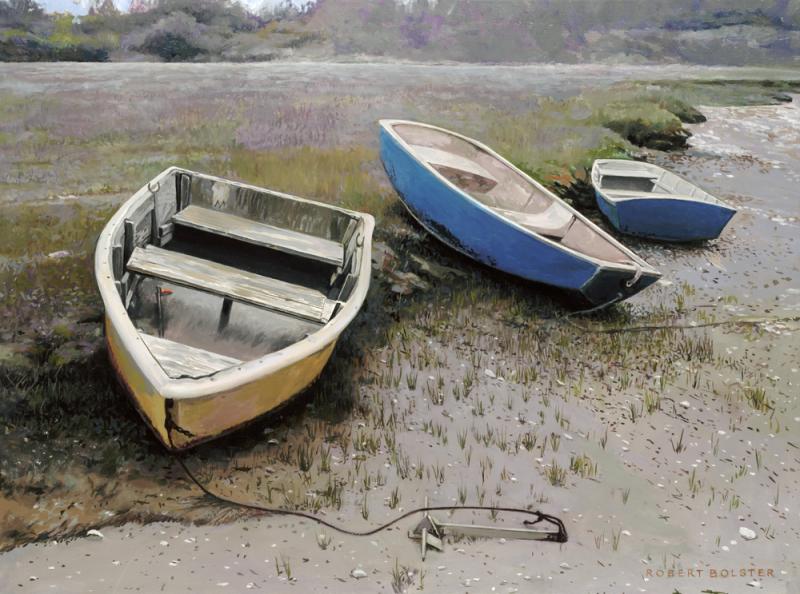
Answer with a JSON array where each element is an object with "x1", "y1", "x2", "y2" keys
[
  {"x1": 580, "y1": 265, "x2": 661, "y2": 307},
  {"x1": 616, "y1": 198, "x2": 737, "y2": 242}
]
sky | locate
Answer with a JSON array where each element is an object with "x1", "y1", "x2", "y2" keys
[{"x1": 38, "y1": 0, "x2": 294, "y2": 14}]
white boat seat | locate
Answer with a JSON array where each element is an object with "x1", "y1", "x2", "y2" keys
[
  {"x1": 605, "y1": 190, "x2": 684, "y2": 200},
  {"x1": 492, "y1": 203, "x2": 575, "y2": 239},
  {"x1": 173, "y1": 205, "x2": 344, "y2": 267},
  {"x1": 140, "y1": 333, "x2": 241, "y2": 379},
  {"x1": 412, "y1": 145, "x2": 498, "y2": 192},
  {"x1": 598, "y1": 169, "x2": 658, "y2": 179},
  {"x1": 127, "y1": 246, "x2": 337, "y2": 323}
]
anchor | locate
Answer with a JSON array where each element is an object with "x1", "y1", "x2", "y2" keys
[{"x1": 408, "y1": 499, "x2": 567, "y2": 560}]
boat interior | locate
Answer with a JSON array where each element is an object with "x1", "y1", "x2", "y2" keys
[
  {"x1": 593, "y1": 160, "x2": 717, "y2": 203},
  {"x1": 390, "y1": 122, "x2": 637, "y2": 265},
  {"x1": 109, "y1": 170, "x2": 364, "y2": 379}
]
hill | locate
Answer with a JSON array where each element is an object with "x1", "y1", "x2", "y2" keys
[{"x1": 1, "y1": 0, "x2": 799, "y2": 64}]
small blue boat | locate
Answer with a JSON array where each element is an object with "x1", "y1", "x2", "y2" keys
[
  {"x1": 379, "y1": 120, "x2": 661, "y2": 306},
  {"x1": 591, "y1": 159, "x2": 737, "y2": 242}
]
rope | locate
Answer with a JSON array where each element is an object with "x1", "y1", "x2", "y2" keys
[
  {"x1": 173, "y1": 456, "x2": 567, "y2": 542},
  {"x1": 558, "y1": 313, "x2": 800, "y2": 334}
]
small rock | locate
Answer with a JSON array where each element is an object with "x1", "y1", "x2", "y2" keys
[
  {"x1": 484, "y1": 369, "x2": 496, "y2": 379},
  {"x1": 388, "y1": 270, "x2": 429, "y2": 295},
  {"x1": 739, "y1": 526, "x2": 757, "y2": 541},
  {"x1": 351, "y1": 568, "x2": 368, "y2": 579},
  {"x1": 409, "y1": 254, "x2": 466, "y2": 280},
  {"x1": 679, "y1": 400, "x2": 691, "y2": 408},
  {"x1": 559, "y1": 562, "x2": 571, "y2": 570},
  {"x1": 371, "y1": 242, "x2": 397, "y2": 271},
  {"x1": 86, "y1": 529, "x2": 104, "y2": 540}
]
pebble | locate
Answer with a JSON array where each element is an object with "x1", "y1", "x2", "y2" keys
[
  {"x1": 484, "y1": 369, "x2": 496, "y2": 378},
  {"x1": 351, "y1": 568, "x2": 367, "y2": 579},
  {"x1": 739, "y1": 526, "x2": 757, "y2": 540},
  {"x1": 679, "y1": 400, "x2": 691, "y2": 408},
  {"x1": 86, "y1": 529, "x2": 104, "y2": 539}
]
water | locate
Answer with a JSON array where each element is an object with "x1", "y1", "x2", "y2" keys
[{"x1": 636, "y1": 97, "x2": 799, "y2": 317}]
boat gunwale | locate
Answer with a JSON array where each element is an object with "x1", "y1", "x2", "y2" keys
[
  {"x1": 591, "y1": 159, "x2": 737, "y2": 212},
  {"x1": 379, "y1": 119, "x2": 659, "y2": 277},
  {"x1": 95, "y1": 166, "x2": 374, "y2": 401}
]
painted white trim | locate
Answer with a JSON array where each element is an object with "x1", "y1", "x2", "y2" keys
[
  {"x1": 95, "y1": 167, "x2": 374, "y2": 401},
  {"x1": 591, "y1": 159, "x2": 736, "y2": 209},
  {"x1": 380, "y1": 120, "x2": 659, "y2": 276}
]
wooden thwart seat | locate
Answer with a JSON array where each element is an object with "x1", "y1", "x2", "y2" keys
[
  {"x1": 140, "y1": 333, "x2": 241, "y2": 379},
  {"x1": 127, "y1": 246, "x2": 336, "y2": 323},
  {"x1": 173, "y1": 205, "x2": 344, "y2": 267}
]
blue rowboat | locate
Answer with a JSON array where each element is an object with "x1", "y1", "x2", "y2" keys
[
  {"x1": 591, "y1": 159, "x2": 737, "y2": 242},
  {"x1": 379, "y1": 120, "x2": 661, "y2": 306}
]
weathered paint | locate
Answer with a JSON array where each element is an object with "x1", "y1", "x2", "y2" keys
[
  {"x1": 169, "y1": 340, "x2": 337, "y2": 449},
  {"x1": 106, "y1": 315, "x2": 170, "y2": 447},
  {"x1": 591, "y1": 158, "x2": 737, "y2": 242},
  {"x1": 127, "y1": 245, "x2": 334, "y2": 323},
  {"x1": 96, "y1": 167, "x2": 374, "y2": 451},
  {"x1": 595, "y1": 191, "x2": 737, "y2": 242},
  {"x1": 173, "y1": 205, "x2": 345, "y2": 266},
  {"x1": 109, "y1": 315, "x2": 337, "y2": 449},
  {"x1": 139, "y1": 333, "x2": 242, "y2": 379},
  {"x1": 379, "y1": 122, "x2": 659, "y2": 305}
]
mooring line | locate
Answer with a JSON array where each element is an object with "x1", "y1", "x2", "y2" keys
[
  {"x1": 173, "y1": 456, "x2": 567, "y2": 542},
  {"x1": 557, "y1": 312, "x2": 800, "y2": 334}
]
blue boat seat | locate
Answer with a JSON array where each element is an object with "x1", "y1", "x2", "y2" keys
[{"x1": 492, "y1": 204, "x2": 575, "y2": 239}]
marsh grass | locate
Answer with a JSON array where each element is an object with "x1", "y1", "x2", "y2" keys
[
  {"x1": 0, "y1": 76, "x2": 791, "y2": 554},
  {"x1": 545, "y1": 461, "x2": 567, "y2": 487},
  {"x1": 225, "y1": 146, "x2": 395, "y2": 219}
]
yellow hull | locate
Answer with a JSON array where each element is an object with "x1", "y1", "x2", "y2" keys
[{"x1": 106, "y1": 316, "x2": 337, "y2": 450}]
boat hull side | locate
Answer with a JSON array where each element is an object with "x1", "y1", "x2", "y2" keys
[
  {"x1": 594, "y1": 190, "x2": 620, "y2": 230},
  {"x1": 168, "y1": 340, "x2": 337, "y2": 449},
  {"x1": 108, "y1": 312, "x2": 338, "y2": 451},
  {"x1": 106, "y1": 316, "x2": 171, "y2": 448},
  {"x1": 380, "y1": 129, "x2": 599, "y2": 294},
  {"x1": 613, "y1": 197, "x2": 735, "y2": 242}
]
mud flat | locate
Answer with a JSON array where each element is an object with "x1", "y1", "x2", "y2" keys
[{"x1": 0, "y1": 64, "x2": 799, "y2": 593}]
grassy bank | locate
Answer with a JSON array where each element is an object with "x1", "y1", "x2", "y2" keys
[{"x1": 0, "y1": 75, "x2": 797, "y2": 551}]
